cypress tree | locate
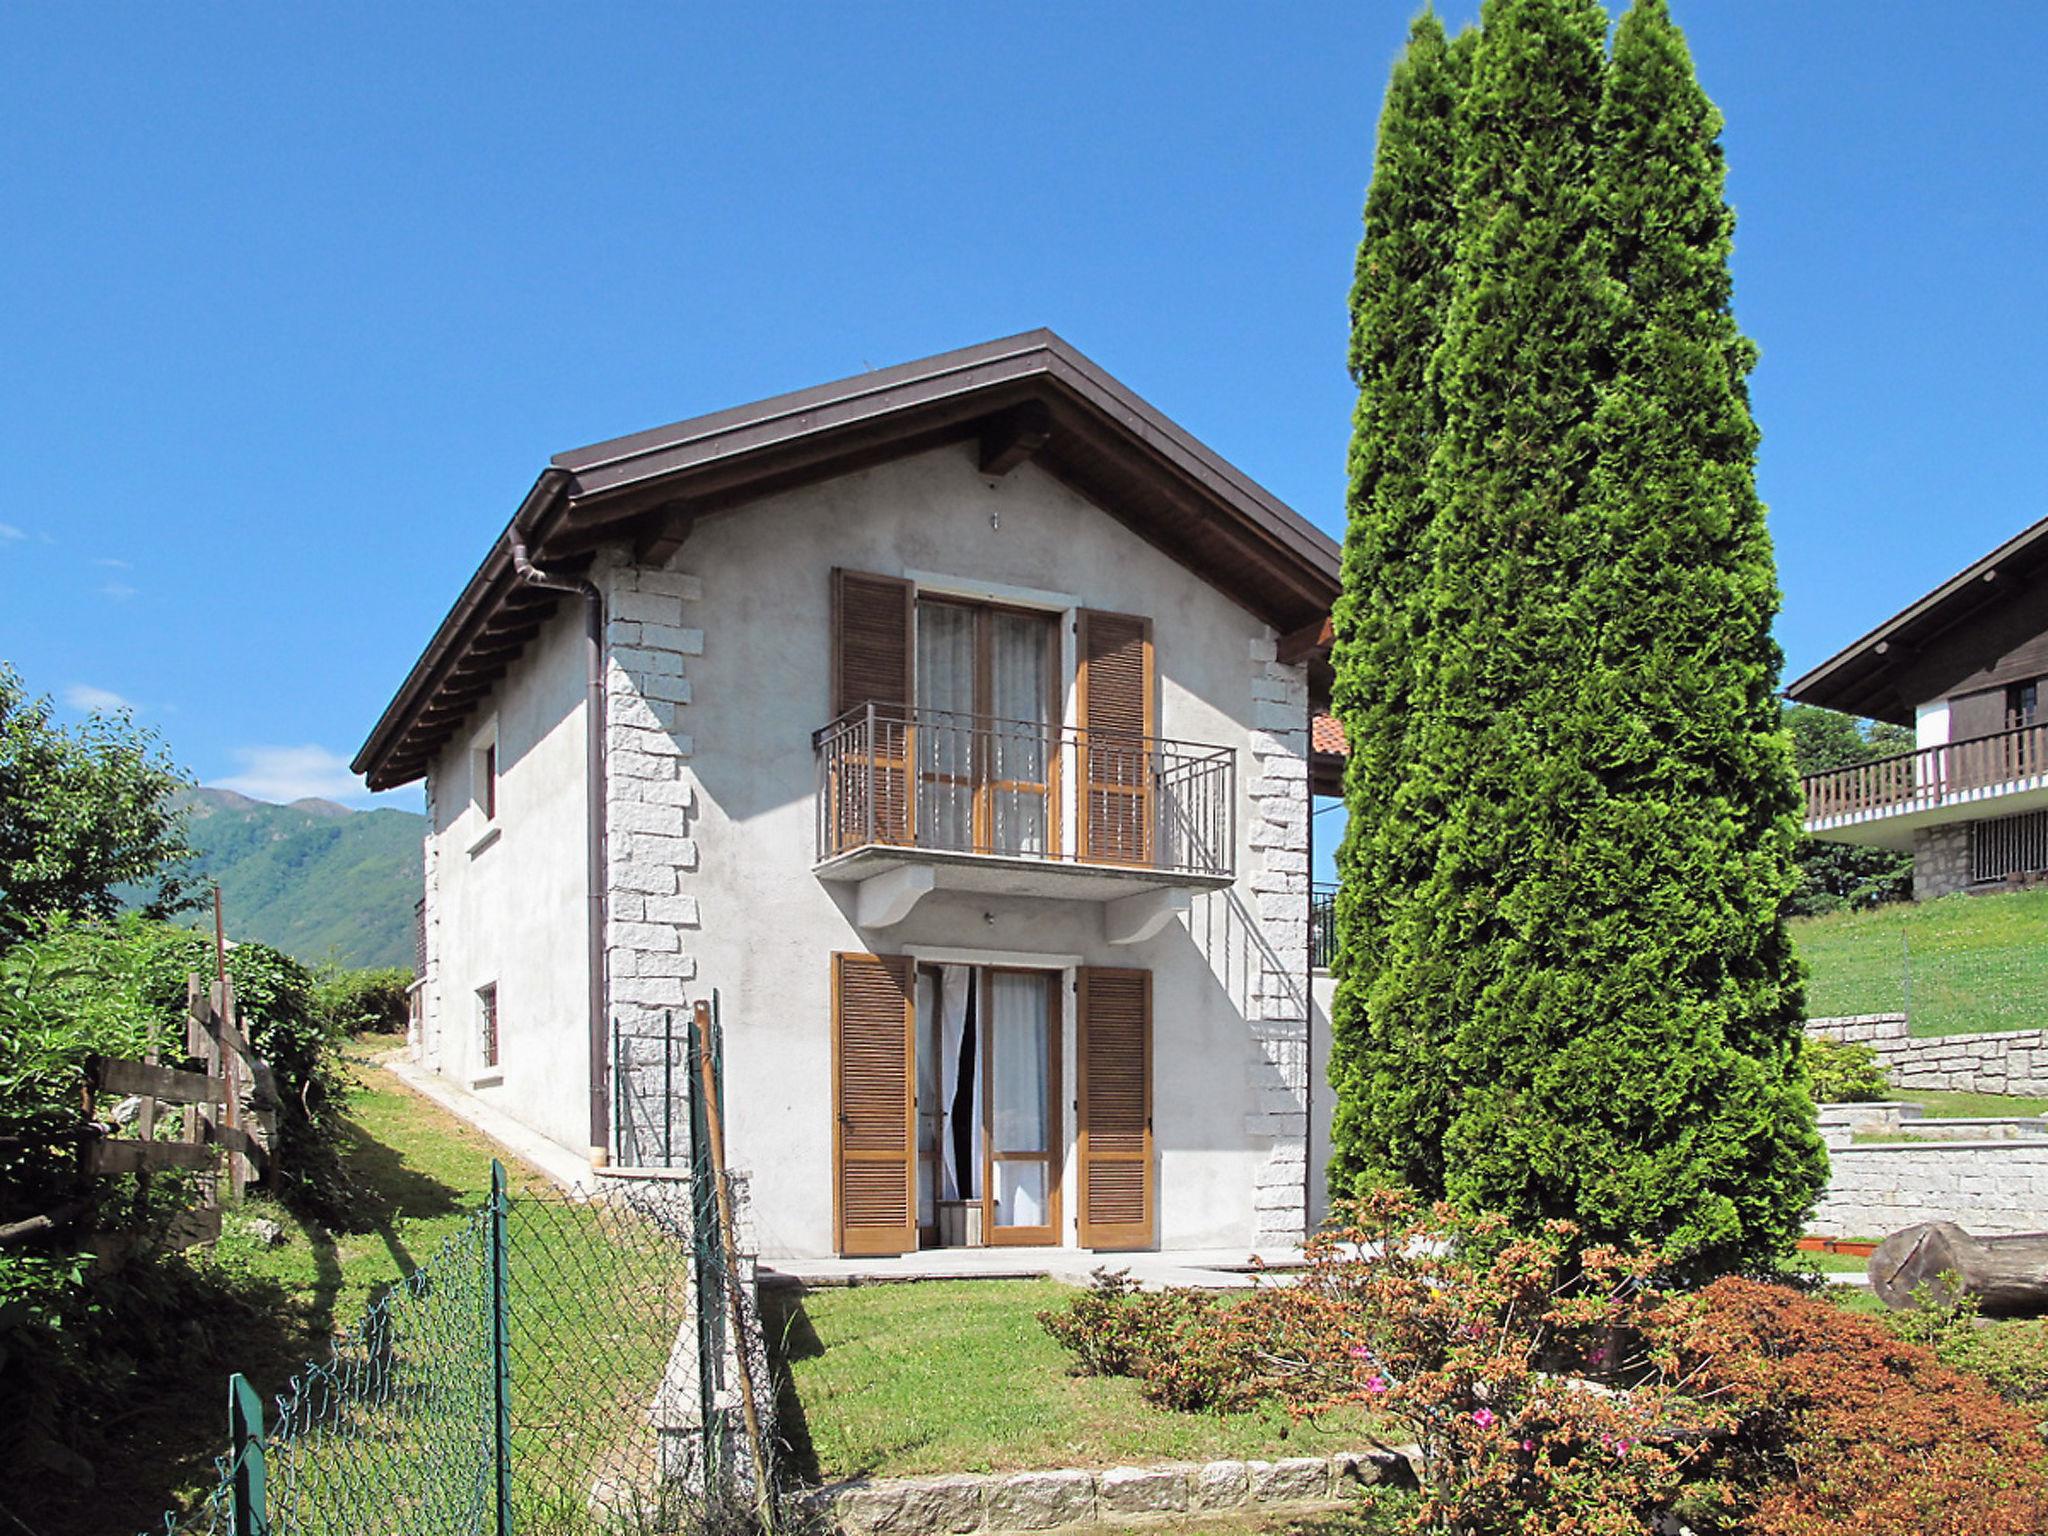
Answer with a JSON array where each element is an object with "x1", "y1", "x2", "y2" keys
[
  {"x1": 1326, "y1": 13, "x2": 1471, "y2": 1202},
  {"x1": 1559, "y1": 0, "x2": 1824, "y2": 1261},
  {"x1": 1332, "y1": 0, "x2": 1615, "y2": 1211},
  {"x1": 1328, "y1": 0, "x2": 1827, "y2": 1269}
]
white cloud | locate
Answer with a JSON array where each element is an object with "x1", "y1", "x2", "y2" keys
[
  {"x1": 95, "y1": 557, "x2": 132, "y2": 570},
  {"x1": 99, "y1": 581, "x2": 138, "y2": 600},
  {"x1": 215, "y1": 745, "x2": 373, "y2": 806},
  {"x1": 63, "y1": 683, "x2": 134, "y2": 714},
  {"x1": 0, "y1": 523, "x2": 24, "y2": 541}
]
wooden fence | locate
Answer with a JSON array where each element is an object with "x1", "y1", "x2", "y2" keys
[{"x1": 78, "y1": 975, "x2": 279, "y2": 1261}]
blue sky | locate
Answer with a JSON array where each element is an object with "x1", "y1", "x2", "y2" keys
[{"x1": 3, "y1": 2, "x2": 2045, "y2": 815}]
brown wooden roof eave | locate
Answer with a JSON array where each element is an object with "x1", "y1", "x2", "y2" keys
[{"x1": 1785, "y1": 509, "x2": 2048, "y2": 725}]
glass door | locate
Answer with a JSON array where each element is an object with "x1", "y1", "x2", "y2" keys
[
  {"x1": 914, "y1": 599, "x2": 1057, "y2": 858},
  {"x1": 981, "y1": 969, "x2": 1061, "y2": 1245}
]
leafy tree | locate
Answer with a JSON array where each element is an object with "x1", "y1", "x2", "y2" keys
[
  {"x1": 1329, "y1": 0, "x2": 1827, "y2": 1270},
  {"x1": 1326, "y1": 11, "x2": 1472, "y2": 1223},
  {"x1": 0, "y1": 666, "x2": 194, "y2": 944},
  {"x1": 1783, "y1": 702, "x2": 1914, "y2": 914}
]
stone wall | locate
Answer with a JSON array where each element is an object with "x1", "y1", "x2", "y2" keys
[
  {"x1": 602, "y1": 557, "x2": 706, "y2": 1066},
  {"x1": 1913, "y1": 823, "x2": 1973, "y2": 900},
  {"x1": 1808, "y1": 1141, "x2": 2048, "y2": 1239},
  {"x1": 1807, "y1": 1014, "x2": 2048, "y2": 1096},
  {"x1": 820, "y1": 1451, "x2": 1409, "y2": 1535},
  {"x1": 1244, "y1": 634, "x2": 1311, "y2": 1249}
]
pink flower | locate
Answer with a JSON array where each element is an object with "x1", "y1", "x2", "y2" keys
[
  {"x1": 1363, "y1": 1375, "x2": 1388, "y2": 1395},
  {"x1": 1471, "y1": 1408, "x2": 1497, "y2": 1429},
  {"x1": 1347, "y1": 1344, "x2": 1371, "y2": 1360},
  {"x1": 1520, "y1": 1439, "x2": 1535, "y2": 1453}
]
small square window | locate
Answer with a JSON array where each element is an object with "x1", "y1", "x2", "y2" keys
[{"x1": 477, "y1": 984, "x2": 499, "y2": 1069}]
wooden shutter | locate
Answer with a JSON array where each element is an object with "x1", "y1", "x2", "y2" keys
[
  {"x1": 832, "y1": 952, "x2": 917, "y2": 1256},
  {"x1": 1078, "y1": 610, "x2": 1154, "y2": 864},
  {"x1": 831, "y1": 570, "x2": 915, "y2": 847},
  {"x1": 1077, "y1": 967, "x2": 1153, "y2": 1250}
]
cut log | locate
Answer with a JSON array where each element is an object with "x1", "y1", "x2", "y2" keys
[{"x1": 1869, "y1": 1221, "x2": 2048, "y2": 1316}]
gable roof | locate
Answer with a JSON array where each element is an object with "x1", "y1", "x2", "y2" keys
[
  {"x1": 354, "y1": 330, "x2": 1341, "y2": 790},
  {"x1": 1786, "y1": 510, "x2": 2048, "y2": 725}
]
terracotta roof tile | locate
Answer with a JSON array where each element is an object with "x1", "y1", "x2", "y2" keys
[{"x1": 1312, "y1": 712, "x2": 1348, "y2": 756}]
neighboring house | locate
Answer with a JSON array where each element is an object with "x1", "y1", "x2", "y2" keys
[
  {"x1": 355, "y1": 331, "x2": 1344, "y2": 1260},
  {"x1": 1790, "y1": 512, "x2": 2048, "y2": 897}
]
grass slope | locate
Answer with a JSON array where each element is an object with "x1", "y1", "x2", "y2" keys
[
  {"x1": 1792, "y1": 887, "x2": 2048, "y2": 1037},
  {"x1": 162, "y1": 786, "x2": 425, "y2": 968}
]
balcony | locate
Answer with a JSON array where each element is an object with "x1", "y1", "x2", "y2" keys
[
  {"x1": 1801, "y1": 722, "x2": 2048, "y2": 848},
  {"x1": 813, "y1": 704, "x2": 1236, "y2": 931}
]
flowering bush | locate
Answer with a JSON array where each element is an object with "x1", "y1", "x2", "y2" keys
[
  {"x1": 1651, "y1": 1277, "x2": 2048, "y2": 1536},
  {"x1": 1047, "y1": 1192, "x2": 1719, "y2": 1535},
  {"x1": 1041, "y1": 1195, "x2": 2048, "y2": 1536}
]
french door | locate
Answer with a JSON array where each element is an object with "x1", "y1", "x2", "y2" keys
[
  {"x1": 980, "y1": 968, "x2": 1061, "y2": 1246},
  {"x1": 914, "y1": 599, "x2": 1059, "y2": 858}
]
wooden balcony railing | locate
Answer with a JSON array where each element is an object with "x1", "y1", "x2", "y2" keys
[
  {"x1": 1801, "y1": 721, "x2": 2048, "y2": 826},
  {"x1": 814, "y1": 703, "x2": 1236, "y2": 879}
]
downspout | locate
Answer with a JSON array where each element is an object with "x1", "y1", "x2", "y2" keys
[{"x1": 507, "y1": 526, "x2": 611, "y2": 1165}]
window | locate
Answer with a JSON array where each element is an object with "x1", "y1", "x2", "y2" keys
[
  {"x1": 913, "y1": 597, "x2": 1058, "y2": 856},
  {"x1": 475, "y1": 741, "x2": 497, "y2": 820},
  {"x1": 477, "y1": 984, "x2": 499, "y2": 1069},
  {"x1": 2008, "y1": 679, "x2": 2041, "y2": 733}
]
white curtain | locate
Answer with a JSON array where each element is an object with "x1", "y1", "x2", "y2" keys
[
  {"x1": 989, "y1": 612, "x2": 1051, "y2": 855},
  {"x1": 989, "y1": 971, "x2": 1050, "y2": 1228},
  {"x1": 915, "y1": 603, "x2": 976, "y2": 850},
  {"x1": 937, "y1": 964, "x2": 974, "y2": 1200}
]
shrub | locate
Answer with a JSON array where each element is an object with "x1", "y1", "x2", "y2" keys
[
  {"x1": 1654, "y1": 1277, "x2": 2048, "y2": 1536},
  {"x1": 1045, "y1": 1192, "x2": 1718, "y2": 1534},
  {"x1": 314, "y1": 964, "x2": 414, "y2": 1036},
  {"x1": 1802, "y1": 1035, "x2": 1889, "y2": 1104},
  {"x1": 1885, "y1": 1289, "x2": 2048, "y2": 1411}
]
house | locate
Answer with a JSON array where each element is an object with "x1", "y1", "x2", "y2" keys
[
  {"x1": 355, "y1": 331, "x2": 1345, "y2": 1260},
  {"x1": 1789, "y1": 511, "x2": 2048, "y2": 896}
]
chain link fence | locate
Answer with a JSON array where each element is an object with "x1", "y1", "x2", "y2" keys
[
  {"x1": 149, "y1": 1012, "x2": 783, "y2": 1536},
  {"x1": 1801, "y1": 922, "x2": 2048, "y2": 1039}
]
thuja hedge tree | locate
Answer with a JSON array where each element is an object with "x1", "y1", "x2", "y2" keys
[{"x1": 1328, "y1": 0, "x2": 1828, "y2": 1271}]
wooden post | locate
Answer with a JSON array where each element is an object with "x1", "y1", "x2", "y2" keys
[{"x1": 694, "y1": 1000, "x2": 774, "y2": 1523}]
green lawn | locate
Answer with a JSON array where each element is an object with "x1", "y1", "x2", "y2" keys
[
  {"x1": 1792, "y1": 886, "x2": 2048, "y2": 1036},
  {"x1": 770, "y1": 1279, "x2": 1386, "y2": 1482},
  {"x1": 1895, "y1": 1087, "x2": 2048, "y2": 1118}
]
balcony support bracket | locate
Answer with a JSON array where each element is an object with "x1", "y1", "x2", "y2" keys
[
  {"x1": 855, "y1": 864, "x2": 937, "y2": 929},
  {"x1": 1104, "y1": 887, "x2": 1191, "y2": 946}
]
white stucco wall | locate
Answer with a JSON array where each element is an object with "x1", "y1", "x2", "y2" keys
[
  {"x1": 1310, "y1": 970, "x2": 1335, "y2": 1232},
  {"x1": 643, "y1": 443, "x2": 1312, "y2": 1258},
  {"x1": 419, "y1": 603, "x2": 595, "y2": 1155},
  {"x1": 418, "y1": 441, "x2": 1318, "y2": 1258}
]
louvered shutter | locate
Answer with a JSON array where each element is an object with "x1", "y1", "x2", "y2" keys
[
  {"x1": 832, "y1": 952, "x2": 917, "y2": 1256},
  {"x1": 1078, "y1": 611, "x2": 1154, "y2": 864},
  {"x1": 830, "y1": 570, "x2": 915, "y2": 847},
  {"x1": 1077, "y1": 967, "x2": 1154, "y2": 1250}
]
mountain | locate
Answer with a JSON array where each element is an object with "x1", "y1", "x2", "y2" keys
[{"x1": 160, "y1": 787, "x2": 426, "y2": 970}]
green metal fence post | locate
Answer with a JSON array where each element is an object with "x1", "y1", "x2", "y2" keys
[
  {"x1": 490, "y1": 1158, "x2": 513, "y2": 1536},
  {"x1": 227, "y1": 1372, "x2": 267, "y2": 1536}
]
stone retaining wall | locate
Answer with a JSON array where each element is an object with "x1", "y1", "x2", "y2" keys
[
  {"x1": 819, "y1": 1451, "x2": 1410, "y2": 1535},
  {"x1": 1808, "y1": 1141, "x2": 2048, "y2": 1239},
  {"x1": 1806, "y1": 1015, "x2": 2048, "y2": 1097}
]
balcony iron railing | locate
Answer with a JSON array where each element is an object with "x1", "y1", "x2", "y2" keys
[
  {"x1": 1310, "y1": 883, "x2": 1337, "y2": 970},
  {"x1": 814, "y1": 703, "x2": 1236, "y2": 879},
  {"x1": 1801, "y1": 721, "x2": 2048, "y2": 826}
]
